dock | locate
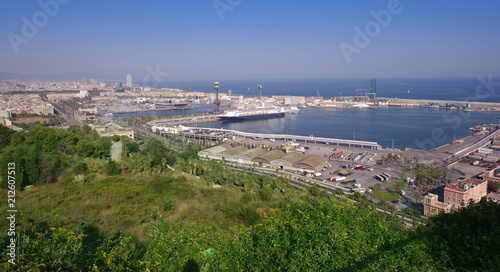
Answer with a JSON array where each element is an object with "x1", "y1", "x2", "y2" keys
[
  {"x1": 389, "y1": 98, "x2": 500, "y2": 109},
  {"x1": 148, "y1": 115, "x2": 220, "y2": 126},
  {"x1": 179, "y1": 126, "x2": 382, "y2": 149}
]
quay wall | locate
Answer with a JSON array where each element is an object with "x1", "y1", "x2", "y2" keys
[{"x1": 389, "y1": 98, "x2": 500, "y2": 107}]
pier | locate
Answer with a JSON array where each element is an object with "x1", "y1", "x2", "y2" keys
[
  {"x1": 179, "y1": 126, "x2": 382, "y2": 149},
  {"x1": 148, "y1": 115, "x2": 220, "y2": 126},
  {"x1": 388, "y1": 98, "x2": 500, "y2": 109}
]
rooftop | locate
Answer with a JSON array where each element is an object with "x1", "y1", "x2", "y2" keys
[{"x1": 446, "y1": 178, "x2": 485, "y2": 193}]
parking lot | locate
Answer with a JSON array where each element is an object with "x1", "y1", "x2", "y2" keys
[{"x1": 235, "y1": 136, "x2": 408, "y2": 192}]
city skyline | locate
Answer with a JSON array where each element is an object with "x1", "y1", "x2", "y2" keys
[{"x1": 1, "y1": 1, "x2": 499, "y2": 80}]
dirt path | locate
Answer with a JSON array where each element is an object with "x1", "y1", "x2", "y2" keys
[{"x1": 110, "y1": 141, "x2": 122, "y2": 162}]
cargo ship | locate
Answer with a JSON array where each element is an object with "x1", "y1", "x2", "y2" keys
[{"x1": 219, "y1": 107, "x2": 286, "y2": 121}]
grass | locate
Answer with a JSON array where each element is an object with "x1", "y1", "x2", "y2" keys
[
  {"x1": 0, "y1": 166, "x2": 293, "y2": 242},
  {"x1": 406, "y1": 166, "x2": 443, "y2": 178},
  {"x1": 373, "y1": 191, "x2": 399, "y2": 201},
  {"x1": 387, "y1": 181, "x2": 406, "y2": 191}
]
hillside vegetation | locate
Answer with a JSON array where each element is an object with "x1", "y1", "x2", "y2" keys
[{"x1": 0, "y1": 125, "x2": 499, "y2": 271}]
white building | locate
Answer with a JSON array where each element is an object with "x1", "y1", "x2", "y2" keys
[{"x1": 126, "y1": 74, "x2": 132, "y2": 88}]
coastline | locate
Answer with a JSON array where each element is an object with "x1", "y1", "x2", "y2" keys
[{"x1": 388, "y1": 98, "x2": 500, "y2": 109}]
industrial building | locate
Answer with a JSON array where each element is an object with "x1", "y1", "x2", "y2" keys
[
  {"x1": 197, "y1": 145, "x2": 328, "y2": 172},
  {"x1": 88, "y1": 123, "x2": 134, "y2": 139},
  {"x1": 252, "y1": 150, "x2": 286, "y2": 165},
  {"x1": 271, "y1": 152, "x2": 305, "y2": 170},
  {"x1": 198, "y1": 144, "x2": 231, "y2": 160},
  {"x1": 293, "y1": 154, "x2": 328, "y2": 172},
  {"x1": 214, "y1": 146, "x2": 249, "y2": 161},
  {"x1": 233, "y1": 148, "x2": 268, "y2": 164}
]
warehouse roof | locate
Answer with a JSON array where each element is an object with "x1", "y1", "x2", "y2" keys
[
  {"x1": 217, "y1": 146, "x2": 249, "y2": 159},
  {"x1": 234, "y1": 148, "x2": 268, "y2": 161},
  {"x1": 293, "y1": 154, "x2": 328, "y2": 172},
  {"x1": 253, "y1": 150, "x2": 286, "y2": 164},
  {"x1": 271, "y1": 152, "x2": 305, "y2": 166},
  {"x1": 198, "y1": 144, "x2": 231, "y2": 158}
]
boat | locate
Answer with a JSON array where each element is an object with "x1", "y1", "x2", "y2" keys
[
  {"x1": 219, "y1": 107, "x2": 286, "y2": 122},
  {"x1": 284, "y1": 106, "x2": 300, "y2": 114}
]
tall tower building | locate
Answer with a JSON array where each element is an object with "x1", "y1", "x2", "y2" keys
[
  {"x1": 367, "y1": 78, "x2": 377, "y2": 100},
  {"x1": 258, "y1": 85, "x2": 262, "y2": 100},
  {"x1": 370, "y1": 78, "x2": 376, "y2": 93},
  {"x1": 126, "y1": 74, "x2": 132, "y2": 88},
  {"x1": 214, "y1": 82, "x2": 221, "y2": 113}
]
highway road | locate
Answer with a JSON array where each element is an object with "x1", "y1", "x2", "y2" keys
[{"x1": 447, "y1": 128, "x2": 500, "y2": 160}]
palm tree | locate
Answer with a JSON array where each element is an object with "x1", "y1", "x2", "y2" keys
[
  {"x1": 400, "y1": 172, "x2": 407, "y2": 182},
  {"x1": 373, "y1": 183, "x2": 382, "y2": 194},
  {"x1": 390, "y1": 205, "x2": 397, "y2": 217},
  {"x1": 412, "y1": 191, "x2": 422, "y2": 207}
]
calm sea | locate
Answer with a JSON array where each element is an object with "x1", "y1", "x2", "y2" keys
[{"x1": 118, "y1": 78, "x2": 500, "y2": 150}]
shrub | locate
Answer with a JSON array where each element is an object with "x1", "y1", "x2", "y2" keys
[
  {"x1": 162, "y1": 197, "x2": 173, "y2": 211},
  {"x1": 258, "y1": 187, "x2": 273, "y2": 202},
  {"x1": 149, "y1": 175, "x2": 173, "y2": 194},
  {"x1": 106, "y1": 160, "x2": 121, "y2": 175},
  {"x1": 487, "y1": 181, "x2": 500, "y2": 192},
  {"x1": 73, "y1": 161, "x2": 88, "y2": 175}
]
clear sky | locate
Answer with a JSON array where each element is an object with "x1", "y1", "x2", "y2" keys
[{"x1": 1, "y1": 0, "x2": 499, "y2": 80}]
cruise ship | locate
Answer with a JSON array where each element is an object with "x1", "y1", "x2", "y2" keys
[{"x1": 219, "y1": 107, "x2": 286, "y2": 121}]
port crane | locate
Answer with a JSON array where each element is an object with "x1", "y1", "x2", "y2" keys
[{"x1": 316, "y1": 90, "x2": 323, "y2": 103}]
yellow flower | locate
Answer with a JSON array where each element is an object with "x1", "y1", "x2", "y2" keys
[
  {"x1": 145, "y1": 269, "x2": 150, "y2": 272},
  {"x1": 93, "y1": 263, "x2": 98, "y2": 271}
]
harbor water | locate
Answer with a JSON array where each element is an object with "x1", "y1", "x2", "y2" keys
[
  {"x1": 190, "y1": 107, "x2": 500, "y2": 150},
  {"x1": 119, "y1": 78, "x2": 500, "y2": 150}
]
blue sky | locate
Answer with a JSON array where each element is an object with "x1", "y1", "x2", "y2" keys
[{"x1": 1, "y1": 0, "x2": 499, "y2": 80}]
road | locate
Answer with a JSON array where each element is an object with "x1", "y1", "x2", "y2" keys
[{"x1": 447, "y1": 128, "x2": 500, "y2": 160}]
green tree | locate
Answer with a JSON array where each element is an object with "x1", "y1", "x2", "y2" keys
[
  {"x1": 67, "y1": 125, "x2": 82, "y2": 134},
  {"x1": 0, "y1": 149, "x2": 14, "y2": 189},
  {"x1": 73, "y1": 139, "x2": 95, "y2": 157},
  {"x1": 390, "y1": 205, "x2": 397, "y2": 216},
  {"x1": 25, "y1": 140, "x2": 41, "y2": 186},
  {"x1": 125, "y1": 141, "x2": 140, "y2": 153},
  {"x1": 82, "y1": 124, "x2": 92, "y2": 135},
  {"x1": 412, "y1": 191, "x2": 422, "y2": 206},
  {"x1": 73, "y1": 161, "x2": 88, "y2": 175},
  {"x1": 38, "y1": 152, "x2": 55, "y2": 185},
  {"x1": 106, "y1": 160, "x2": 121, "y2": 175},
  {"x1": 0, "y1": 125, "x2": 14, "y2": 149},
  {"x1": 12, "y1": 146, "x2": 27, "y2": 190}
]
